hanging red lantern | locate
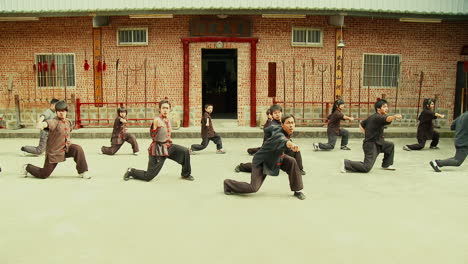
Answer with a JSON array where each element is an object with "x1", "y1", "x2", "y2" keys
[
  {"x1": 38, "y1": 62, "x2": 43, "y2": 72},
  {"x1": 43, "y1": 61, "x2": 48, "y2": 72},
  {"x1": 97, "y1": 60, "x2": 102, "y2": 72},
  {"x1": 51, "y1": 59, "x2": 56, "y2": 71},
  {"x1": 84, "y1": 60, "x2": 90, "y2": 71},
  {"x1": 102, "y1": 61, "x2": 107, "y2": 71}
]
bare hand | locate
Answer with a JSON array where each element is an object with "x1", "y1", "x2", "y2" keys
[{"x1": 394, "y1": 114, "x2": 402, "y2": 119}]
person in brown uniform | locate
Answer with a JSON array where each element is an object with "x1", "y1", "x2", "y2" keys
[
  {"x1": 313, "y1": 99, "x2": 354, "y2": 151},
  {"x1": 190, "y1": 104, "x2": 225, "y2": 154},
  {"x1": 235, "y1": 104, "x2": 306, "y2": 175},
  {"x1": 22, "y1": 101, "x2": 89, "y2": 179},
  {"x1": 224, "y1": 114, "x2": 306, "y2": 200},
  {"x1": 101, "y1": 107, "x2": 139, "y2": 155},
  {"x1": 123, "y1": 99, "x2": 194, "y2": 182},
  {"x1": 403, "y1": 98, "x2": 445, "y2": 151}
]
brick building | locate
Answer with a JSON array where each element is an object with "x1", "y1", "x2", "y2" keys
[{"x1": 0, "y1": 1, "x2": 467, "y2": 128}]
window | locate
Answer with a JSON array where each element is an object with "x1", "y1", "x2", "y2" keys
[
  {"x1": 118, "y1": 28, "x2": 148, "y2": 45},
  {"x1": 36, "y1": 54, "x2": 75, "y2": 87},
  {"x1": 363, "y1": 54, "x2": 400, "y2": 87},
  {"x1": 292, "y1": 28, "x2": 323, "y2": 47}
]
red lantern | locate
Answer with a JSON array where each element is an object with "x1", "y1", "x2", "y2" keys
[
  {"x1": 51, "y1": 59, "x2": 56, "y2": 71},
  {"x1": 43, "y1": 61, "x2": 48, "y2": 72},
  {"x1": 38, "y1": 62, "x2": 43, "y2": 72},
  {"x1": 102, "y1": 61, "x2": 107, "y2": 71},
  {"x1": 97, "y1": 61, "x2": 102, "y2": 72},
  {"x1": 84, "y1": 60, "x2": 90, "y2": 71}
]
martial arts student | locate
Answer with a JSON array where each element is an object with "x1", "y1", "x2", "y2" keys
[
  {"x1": 101, "y1": 107, "x2": 139, "y2": 155},
  {"x1": 21, "y1": 98, "x2": 59, "y2": 155},
  {"x1": 235, "y1": 104, "x2": 306, "y2": 175},
  {"x1": 246, "y1": 109, "x2": 272, "y2": 155},
  {"x1": 342, "y1": 99, "x2": 402, "y2": 173},
  {"x1": 190, "y1": 104, "x2": 226, "y2": 154},
  {"x1": 403, "y1": 98, "x2": 445, "y2": 151},
  {"x1": 313, "y1": 99, "x2": 354, "y2": 151},
  {"x1": 224, "y1": 114, "x2": 306, "y2": 200},
  {"x1": 123, "y1": 99, "x2": 194, "y2": 181},
  {"x1": 430, "y1": 111, "x2": 468, "y2": 172},
  {"x1": 22, "y1": 101, "x2": 89, "y2": 179}
]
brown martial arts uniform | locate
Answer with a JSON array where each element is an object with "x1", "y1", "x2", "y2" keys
[
  {"x1": 26, "y1": 117, "x2": 88, "y2": 178},
  {"x1": 225, "y1": 126, "x2": 303, "y2": 194},
  {"x1": 344, "y1": 113, "x2": 394, "y2": 172},
  {"x1": 127, "y1": 116, "x2": 191, "y2": 181},
  {"x1": 406, "y1": 109, "x2": 439, "y2": 150},
  {"x1": 318, "y1": 110, "x2": 349, "y2": 150},
  {"x1": 101, "y1": 116, "x2": 139, "y2": 155},
  {"x1": 246, "y1": 118, "x2": 275, "y2": 155},
  {"x1": 191, "y1": 112, "x2": 223, "y2": 151}
]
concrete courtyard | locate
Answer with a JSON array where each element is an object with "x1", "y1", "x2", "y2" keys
[{"x1": 0, "y1": 137, "x2": 467, "y2": 264}]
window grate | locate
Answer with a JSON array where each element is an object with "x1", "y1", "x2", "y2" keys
[
  {"x1": 292, "y1": 28, "x2": 323, "y2": 47},
  {"x1": 118, "y1": 28, "x2": 148, "y2": 45},
  {"x1": 363, "y1": 54, "x2": 400, "y2": 87},
  {"x1": 36, "y1": 54, "x2": 75, "y2": 88}
]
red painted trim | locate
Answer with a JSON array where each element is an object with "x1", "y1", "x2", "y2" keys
[{"x1": 181, "y1": 37, "x2": 259, "y2": 127}]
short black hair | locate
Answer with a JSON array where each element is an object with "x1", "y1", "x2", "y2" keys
[
  {"x1": 158, "y1": 99, "x2": 171, "y2": 109},
  {"x1": 204, "y1": 104, "x2": 213, "y2": 110},
  {"x1": 423, "y1": 98, "x2": 435, "y2": 111},
  {"x1": 374, "y1": 99, "x2": 388, "y2": 112},
  {"x1": 55, "y1": 101, "x2": 68, "y2": 112},
  {"x1": 281, "y1": 114, "x2": 295, "y2": 124},
  {"x1": 266, "y1": 109, "x2": 272, "y2": 115},
  {"x1": 50, "y1": 98, "x2": 60, "y2": 104},
  {"x1": 269, "y1": 104, "x2": 283, "y2": 113},
  {"x1": 117, "y1": 107, "x2": 127, "y2": 114}
]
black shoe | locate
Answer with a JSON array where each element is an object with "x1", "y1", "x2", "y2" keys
[
  {"x1": 123, "y1": 168, "x2": 132, "y2": 181},
  {"x1": 429, "y1": 160, "x2": 441, "y2": 172},
  {"x1": 300, "y1": 170, "x2": 306, "y2": 175},
  {"x1": 430, "y1": 146, "x2": 439, "y2": 149},
  {"x1": 235, "y1": 165, "x2": 241, "y2": 173},
  {"x1": 182, "y1": 175, "x2": 195, "y2": 181},
  {"x1": 294, "y1": 191, "x2": 306, "y2": 200},
  {"x1": 340, "y1": 145, "x2": 351, "y2": 150},
  {"x1": 224, "y1": 190, "x2": 235, "y2": 195}
]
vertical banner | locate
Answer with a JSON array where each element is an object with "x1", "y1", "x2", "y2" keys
[
  {"x1": 93, "y1": 28, "x2": 103, "y2": 106},
  {"x1": 268, "y1": 62, "x2": 277, "y2": 97},
  {"x1": 335, "y1": 28, "x2": 344, "y2": 99}
]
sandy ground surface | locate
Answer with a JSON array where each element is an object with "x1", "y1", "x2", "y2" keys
[{"x1": 0, "y1": 137, "x2": 467, "y2": 264}]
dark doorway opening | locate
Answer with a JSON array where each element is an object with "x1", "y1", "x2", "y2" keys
[
  {"x1": 454, "y1": 61, "x2": 468, "y2": 118},
  {"x1": 202, "y1": 49, "x2": 237, "y2": 119}
]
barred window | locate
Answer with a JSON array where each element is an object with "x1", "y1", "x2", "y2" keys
[
  {"x1": 363, "y1": 54, "x2": 400, "y2": 87},
  {"x1": 292, "y1": 28, "x2": 323, "y2": 47},
  {"x1": 36, "y1": 54, "x2": 75, "y2": 87},
  {"x1": 118, "y1": 28, "x2": 148, "y2": 45}
]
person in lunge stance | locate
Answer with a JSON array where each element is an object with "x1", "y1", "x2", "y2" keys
[
  {"x1": 246, "y1": 109, "x2": 273, "y2": 155},
  {"x1": 190, "y1": 104, "x2": 225, "y2": 154},
  {"x1": 403, "y1": 98, "x2": 445, "y2": 151},
  {"x1": 313, "y1": 99, "x2": 354, "y2": 151},
  {"x1": 430, "y1": 111, "x2": 468, "y2": 172},
  {"x1": 236, "y1": 104, "x2": 306, "y2": 175},
  {"x1": 101, "y1": 107, "x2": 139, "y2": 155},
  {"x1": 21, "y1": 98, "x2": 59, "y2": 156},
  {"x1": 342, "y1": 99, "x2": 402, "y2": 173},
  {"x1": 224, "y1": 114, "x2": 306, "y2": 200},
  {"x1": 22, "y1": 101, "x2": 89, "y2": 179},
  {"x1": 123, "y1": 99, "x2": 194, "y2": 181}
]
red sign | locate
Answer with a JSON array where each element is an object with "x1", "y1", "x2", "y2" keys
[{"x1": 190, "y1": 19, "x2": 251, "y2": 37}]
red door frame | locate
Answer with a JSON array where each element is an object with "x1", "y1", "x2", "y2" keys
[{"x1": 181, "y1": 37, "x2": 259, "y2": 127}]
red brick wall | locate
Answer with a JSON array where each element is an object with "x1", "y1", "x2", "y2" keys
[{"x1": 0, "y1": 15, "x2": 467, "y2": 127}]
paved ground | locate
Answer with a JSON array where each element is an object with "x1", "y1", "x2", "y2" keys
[{"x1": 0, "y1": 137, "x2": 467, "y2": 264}]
